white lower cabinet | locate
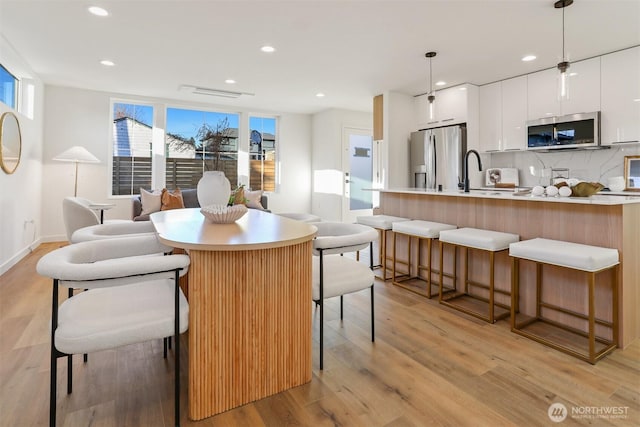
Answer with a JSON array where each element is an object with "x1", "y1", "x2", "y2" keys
[{"x1": 601, "y1": 47, "x2": 640, "y2": 145}]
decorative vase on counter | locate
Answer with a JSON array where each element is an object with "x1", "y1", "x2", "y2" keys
[{"x1": 197, "y1": 171, "x2": 231, "y2": 207}]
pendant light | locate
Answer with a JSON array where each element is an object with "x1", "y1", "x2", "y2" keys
[
  {"x1": 425, "y1": 51, "x2": 437, "y2": 120},
  {"x1": 555, "y1": 0, "x2": 573, "y2": 100}
]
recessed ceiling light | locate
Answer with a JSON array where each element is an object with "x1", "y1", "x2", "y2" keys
[
  {"x1": 459, "y1": 87, "x2": 467, "y2": 91},
  {"x1": 225, "y1": 79, "x2": 236, "y2": 84},
  {"x1": 569, "y1": 72, "x2": 578, "y2": 77},
  {"x1": 100, "y1": 60, "x2": 115, "y2": 66},
  {"x1": 522, "y1": 55, "x2": 537, "y2": 62},
  {"x1": 435, "y1": 81, "x2": 446, "y2": 86},
  {"x1": 315, "y1": 93, "x2": 325, "y2": 98},
  {"x1": 261, "y1": 45, "x2": 276, "y2": 53},
  {"x1": 633, "y1": 98, "x2": 640, "y2": 102},
  {"x1": 88, "y1": 6, "x2": 109, "y2": 17}
]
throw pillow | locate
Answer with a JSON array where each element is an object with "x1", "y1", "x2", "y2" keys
[
  {"x1": 161, "y1": 188, "x2": 185, "y2": 210},
  {"x1": 245, "y1": 190, "x2": 264, "y2": 210},
  {"x1": 232, "y1": 186, "x2": 246, "y2": 206},
  {"x1": 140, "y1": 188, "x2": 162, "y2": 215}
]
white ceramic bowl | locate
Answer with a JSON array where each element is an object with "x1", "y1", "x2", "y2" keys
[{"x1": 200, "y1": 204, "x2": 248, "y2": 223}]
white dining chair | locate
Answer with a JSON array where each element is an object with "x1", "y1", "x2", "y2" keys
[
  {"x1": 312, "y1": 222, "x2": 378, "y2": 370},
  {"x1": 70, "y1": 220, "x2": 156, "y2": 243},
  {"x1": 36, "y1": 234, "x2": 190, "y2": 427}
]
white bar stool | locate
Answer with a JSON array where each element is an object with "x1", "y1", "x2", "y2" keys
[
  {"x1": 391, "y1": 220, "x2": 457, "y2": 298},
  {"x1": 510, "y1": 238, "x2": 619, "y2": 364},
  {"x1": 356, "y1": 215, "x2": 410, "y2": 280},
  {"x1": 438, "y1": 227, "x2": 519, "y2": 323}
]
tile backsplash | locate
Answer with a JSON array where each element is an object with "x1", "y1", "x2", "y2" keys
[{"x1": 488, "y1": 144, "x2": 640, "y2": 187}]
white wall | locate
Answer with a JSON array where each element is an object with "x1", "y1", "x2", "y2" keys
[
  {"x1": 41, "y1": 85, "x2": 313, "y2": 241},
  {"x1": 0, "y1": 35, "x2": 44, "y2": 274},
  {"x1": 311, "y1": 108, "x2": 372, "y2": 221}
]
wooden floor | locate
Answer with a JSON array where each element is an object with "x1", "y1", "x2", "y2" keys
[{"x1": 1, "y1": 242, "x2": 638, "y2": 427}]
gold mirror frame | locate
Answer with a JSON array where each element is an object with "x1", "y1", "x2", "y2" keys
[
  {"x1": 0, "y1": 111, "x2": 22, "y2": 174},
  {"x1": 624, "y1": 155, "x2": 640, "y2": 192}
]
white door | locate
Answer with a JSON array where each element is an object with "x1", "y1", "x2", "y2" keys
[{"x1": 342, "y1": 127, "x2": 374, "y2": 223}]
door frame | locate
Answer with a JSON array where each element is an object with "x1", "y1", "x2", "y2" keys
[{"x1": 341, "y1": 126, "x2": 375, "y2": 223}]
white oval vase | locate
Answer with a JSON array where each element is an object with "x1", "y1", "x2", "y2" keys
[{"x1": 197, "y1": 171, "x2": 231, "y2": 207}]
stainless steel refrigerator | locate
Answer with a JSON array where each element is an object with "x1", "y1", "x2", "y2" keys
[{"x1": 410, "y1": 124, "x2": 466, "y2": 190}]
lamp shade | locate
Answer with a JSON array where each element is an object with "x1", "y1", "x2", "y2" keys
[{"x1": 53, "y1": 146, "x2": 100, "y2": 163}]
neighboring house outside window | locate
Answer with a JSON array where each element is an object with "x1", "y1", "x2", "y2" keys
[
  {"x1": 249, "y1": 116, "x2": 277, "y2": 192},
  {"x1": 0, "y1": 64, "x2": 18, "y2": 109},
  {"x1": 111, "y1": 102, "x2": 154, "y2": 195},
  {"x1": 111, "y1": 101, "x2": 278, "y2": 196},
  {"x1": 165, "y1": 107, "x2": 239, "y2": 190}
]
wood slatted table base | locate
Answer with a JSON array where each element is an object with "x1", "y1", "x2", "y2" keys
[{"x1": 187, "y1": 242, "x2": 312, "y2": 420}]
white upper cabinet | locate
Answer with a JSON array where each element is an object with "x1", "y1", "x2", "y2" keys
[
  {"x1": 415, "y1": 84, "x2": 469, "y2": 129},
  {"x1": 527, "y1": 68, "x2": 560, "y2": 120},
  {"x1": 501, "y1": 76, "x2": 528, "y2": 151},
  {"x1": 601, "y1": 47, "x2": 640, "y2": 145},
  {"x1": 527, "y1": 57, "x2": 601, "y2": 120},
  {"x1": 479, "y1": 76, "x2": 527, "y2": 152},
  {"x1": 479, "y1": 82, "x2": 501, "y2": 152},
  {"x1": 560, "y1": 57, "x2": 601, "y2": 116}
]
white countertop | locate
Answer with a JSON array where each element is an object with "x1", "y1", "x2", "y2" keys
[{"x1": 375, "y1": 187, "x2": 640, "y2": 205}]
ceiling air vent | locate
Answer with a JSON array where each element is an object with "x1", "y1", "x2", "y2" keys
[{"x1": 179, "y1": 85, "x2": 254, "y2": 98}]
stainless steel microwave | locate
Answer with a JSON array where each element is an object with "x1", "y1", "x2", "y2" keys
[{"x1": 527, "y1": 112, "x2": 600, "y2": 150}]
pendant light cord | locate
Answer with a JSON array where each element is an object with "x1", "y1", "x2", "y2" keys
[
  {"x1": 562, "y1": 6, "x2": 565, "y2": 61},
  {"x1": 429, "y1": 57, "x2": 433, "y2": 95}
]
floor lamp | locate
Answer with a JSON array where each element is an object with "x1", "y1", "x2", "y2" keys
[{"x1": 53, "y1": 146, "x2": 100, "y2": 196}]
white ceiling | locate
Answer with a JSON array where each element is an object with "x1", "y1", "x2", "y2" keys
[{"x1": 1, "y1": 0, "x2": 639, "y2": 114}]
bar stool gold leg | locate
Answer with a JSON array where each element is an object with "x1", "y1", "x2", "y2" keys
[
  {"x1": 536, "y1": 263, "x2": 542, "y2": 318},
  {"x1": 425, "y1": 237, "x2": 431, "y2": 297},
  {"x1": 489, "y1": 250, "x2": 495, "y2": 323},
  {"x1": 439, "y1": 240, "x2": 445, "y2": 302},
  {"x1": 511, "y1": 256, "x2": 518, "y2": 330},
  {"x1": 392, "y1": 231, "x2": 397, "y2": 283},
  {"x1": 588, "y1": 271, "x2": 596, "y2": 364}
]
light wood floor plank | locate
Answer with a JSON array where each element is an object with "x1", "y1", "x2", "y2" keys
[{"x1": 1, "y1": 242, "x2": 638, "y2": 426}]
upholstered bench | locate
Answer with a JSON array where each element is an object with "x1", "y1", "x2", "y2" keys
[
  {"x1": 438, "y1": 227, "x2": 519, "y2": 323},
  {"x1": 391, "y1": 220, "x2": 457, "y2": 298},
  {"x1": 356, "y1": 215, "x2": 410, "y2": 280},
  {"x1": 509, "y1": 238, "x2": 619, "y2": 364}
]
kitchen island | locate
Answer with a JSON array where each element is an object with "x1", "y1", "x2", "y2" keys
[
  {"x1": 377, "y1": 188, "x2": 639, "y2": 348},
  {"x1": 150, "y1": 208, "x2": 317, "y2": 420}
]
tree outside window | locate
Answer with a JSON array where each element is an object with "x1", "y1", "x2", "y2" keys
[
  {"x1": 249, "y1": 116, "x2": 277, "y2": 192},
  {"x1": 165, "y1": 108, "x2": 239, "y2": 190}
]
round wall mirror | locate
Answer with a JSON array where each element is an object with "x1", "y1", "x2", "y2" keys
[{"x1": 0, "y1": 111, "x2": 22, "y2": 174}]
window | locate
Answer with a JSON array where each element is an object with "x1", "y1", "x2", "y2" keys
[
  {"x1": 165, "y1": 108, "x2": 239, "y2": 190},
  {"x1": 0, "y1": 64, "x2": 18, "y2": 109},
  {"x1": 249, "y1": 116, "x2": 277, "y2": 191},
  {"x1": 111, "y1": 102, "x2": 154, "y2": 195}
]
